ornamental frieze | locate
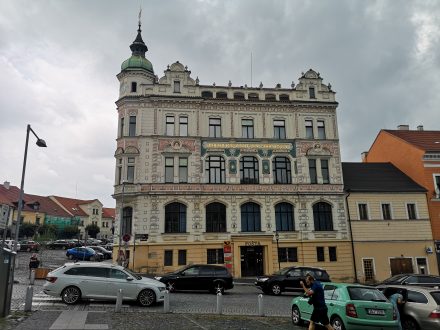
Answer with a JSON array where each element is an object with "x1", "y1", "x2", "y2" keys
[
  {"x1": 158, "y1": 138, "x2": 197, "y2": 152},
  {"x1": 202, "y1": 141, "x2": 295, "y2": 157}
]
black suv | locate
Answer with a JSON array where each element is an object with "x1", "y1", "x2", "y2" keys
[
  {"x1": 155, "y1": 264, "x2": 234, "y2": 294},
  {"x1": 377, "y1": 274, "x2": 440, "y2": 288},
  {"x1": 255, "y1": 266, "x2": 330, "y2": 295}
]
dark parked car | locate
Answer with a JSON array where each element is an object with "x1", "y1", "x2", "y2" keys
[
  {"x1": 255, "y1": 266, "x2": 330, "y2": 295},
  {"x1": 19, "y1": 240, "x2": 40, "y2": 252},
  {"x1": 377, "y1": 274, "x2": 440, "y2": 288},
  {"x1": 88, "y1": 246, "x2": 112, "y2": 259},
  {"x1": 47, "y1": 240, "x2": 75, "y2": 250},
  {"x1": 154, "y1": 264, "x2": 234, "y2": 294}
]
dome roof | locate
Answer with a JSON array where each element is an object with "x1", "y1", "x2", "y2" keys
[{"x1": 121, "y1": 55, "x2": 154, "y2": 72}]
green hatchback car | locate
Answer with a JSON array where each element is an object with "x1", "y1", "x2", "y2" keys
[{"x1": 291, "y1": 283, "x2": 399, "y2": 330}]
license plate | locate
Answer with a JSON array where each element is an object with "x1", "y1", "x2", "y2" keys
[{"x1": 367, "y1": 309, "x2": 385, "y2": 315}]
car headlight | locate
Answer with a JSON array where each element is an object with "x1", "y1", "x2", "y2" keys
[
  {"x1": 154, "y1": 276, "x2": 162, "y2": 280},
  {"x1": 158, "y1": 286, "x2": 166, "y2": 292},
  {"x1": 259, "y1": 277, "x2": 269, "y2": 282}
]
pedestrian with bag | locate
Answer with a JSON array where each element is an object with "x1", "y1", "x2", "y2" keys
[
  {"x1": 300, "y1": 273, "x2": 334, "y2": 330},
  {"x1": 29, "y1": 253, "x2": 40, "y2": 280}
]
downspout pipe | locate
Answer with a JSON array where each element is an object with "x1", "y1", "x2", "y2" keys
[{"x1": 345, "y1": 189, "x2": 358, "y2": 283}]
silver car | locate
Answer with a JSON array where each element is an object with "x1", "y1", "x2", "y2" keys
[
  {"x1": 380, "y1": 285, "x2": 440, "y2": 330},
  {"x1": 43, "y1": 262, "x2": 166, "y2": 307}
]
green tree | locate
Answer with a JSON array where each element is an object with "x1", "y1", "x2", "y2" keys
[
  {"x1": 38, "y1": 224, "x2": 58, "y2": 237},
  {"x1": 61, "y1": 225, "x2": 80, "y2": 239},
  {"x1": 19, "y1": 223, "x2": 37, "y2": 238},
  {"x1": 85, "y1": 223, "x2": 100, "y2": 238}
]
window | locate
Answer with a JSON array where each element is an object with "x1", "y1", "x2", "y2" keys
[
  {"x1": 179, "y1": 116, "x2": 188, "y2": 136},
  {"x1": 110, "y1": 269, "x2": 128, "y2": 279},
  {"x1": 309, "y1": 159, "x2": 317, "y2": 184},
  {"x1": 165, "y1": 203, "x2": 186, "y2": 233},
  {"x1": 273, "y1": 157, "x2": 291, "y2": 184},
  {"x1": 119, "y1": 117, "x2": 124, "y2": 137},
  {"x1": 178, "y1": 250, "x2": 186, "y2": 265},
  {"x1": 127, "y1": 157, "x2": 135, "y2": 183},
  {"x1": 279, "y1": 94, "x2": 289, "y2": 101},
  {"x1": 179, "y1": 158, "x2": 188, "y2": 183},
  {"x1": 36, "y1": 217, "x2": 40, "y2": 225},
  {"x1": 274, "y1": 120, "x2": 286, "y2": 139},
  {"x1": 209, "y1": 118, "x2": 221, "y2": 138},
  {"x1": 174, "y1": 81, "x2": 180, "y2": 93},
  {"x1": 166, "y1": 116, "x2": 175, "y2": 136},
  {"x1": 202, "y1": 91, "x2": 213, "y2": 98},
  {"x1": 407, "y1": 290, "x2": 428, "y2": 304},
  {"x1": 206, "y1": 203, "x2": 226, "y2": 233},
  {"x1": 321, "y1": 159, "x2": 330, "y2": 184},
  {"x1": 164, "y1": 250, "x2": 173, "y2": 266},
  {"x1": 122, "y1": 207, "x2": 132, "y2": 236},
  {"x1": 435, "y1": 175, "x2": 440, "y2": 197},
  {"x1": 241, "y1": 119, "x2": 254, "y2": 138},
  {"x1": 317, "y1": 120, "x2": 326, "y2": 139},
  {"x1": 313, "y1": 202, "x2": 333, "y2": 231},
  {"x1": 206, "y1": 156, "x2": 225, "y2": 183},
  {"x1": 117, "y1": 159, "x2": 122, "y2": 185},
  {"x1": 216, "y1": 91, "x2": 227, "y2": 99},
  {"x1": 131, "y1": 82, "x2": 137, "y2": 93},
  {"x1": 207, "y1": 249, "x2": 224, "y2": 264},
  {"x1": 416, "y1": 258, "x2": 427, "y2": 275},
  {"x1": 165, "y1": 157, "x2": 174, "y2": 183},
  {"x1": 129, "y1": 116, "x2": 136, "y2": 137},
  {"x1": 275, "y1": 203, "x2": 295, "y2": 231},
  {"x1": 241, "y1": 202, "x2": 261, "y2": 232},
  {"x1": 363, "y1": 259, "x2": 375, "y2": 281},
  {"x1": 248, "y1": 93, "x2": 259, "y2": 100},
  {"x1": 407, "y1": 203, "x2": 417, "y2": 219},
  {"x1": 234, "y1": 92, "x2": 245, "y2": 100},
  {"x1": 305, "y1": 120, "x2": 314, "y2": 139},
  {"x1": 278, "y1": 247, "x2": 298, "y2": 262},
  {"x1": 317, "y1": 247, "x2": 325, "y2": 262},
  {"x1": 329, "y1": 247, "x2": 337, "y2": 262},
  {"x1": 309, "y1": 87, "x2": 315, "y2": 99},
  {"x1": 265, "y1": 94, "x2": 276, "y2": 101},
  {"x1": 358, "y1": 204, "x2": 369, "y2": 220},
  {"x1": 381, "y1": 203, "x2": 392, "y2": 220},
  {"x1": 240, "y1": 156, "x2": 259, "y2": 184}
]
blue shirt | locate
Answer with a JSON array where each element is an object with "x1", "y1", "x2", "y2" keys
[{"x1": 310, "y1": 281, "x2": 326, "y2": 309}]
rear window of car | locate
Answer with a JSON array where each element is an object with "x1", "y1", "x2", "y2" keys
[
  {"x1": 348, "y1": 287, "x2": 387, "y2": 302},
  {"x1": 418, "y1": 276, "x2": 440, "y2": 284},
  {"x1": 430, "y1": 292, "x2": 440, "y2": 304},
  {"x1": 407, "y1": 290, "x2": 428, "y2": 304},
  {"x1": 214, "y1": 268, "x2": 228, "y2": 276}
]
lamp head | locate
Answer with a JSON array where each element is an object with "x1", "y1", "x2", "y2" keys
[{"x1": 36, "y1": 139, "x2": 47, "y2": 147}]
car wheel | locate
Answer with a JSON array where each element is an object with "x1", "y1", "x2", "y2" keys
[
  {"x1": 291, "y1": 305, "x2": 303, "y2": 325},
  {"x1": 62, "y1": 246, "x2": 67, "y2": 250},
  {"x1": 331, "y1": 316, "x2": 346, "y2": 330},
  {"x1": 68, "y1": 254, "x2": 73, "y2": 260},
  {"x1": 212, "y1": 281, "x2": 225, "y2": 294},
  {"x1": 402, "y1": 317, "x2": 419, "y2": 330},
  {"x1": 270, "y1": 283, "x2": 282, "y2": 295},
  {"x1": 26, "y1": 248, "x2": 31, "y2": 252},
  {"x1": 61, "y1": 286, "x2": 81, "y2": 305},
  {"x1": 138, "y1": 289, "x2": 156, "y2": 307},
  {"x1": 166, "y1": 281, "x2": 176, "y2": 292}
]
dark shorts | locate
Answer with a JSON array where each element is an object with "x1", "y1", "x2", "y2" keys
[{"x1": 310, "y1": 307, "x2": 329, "y2": 325}]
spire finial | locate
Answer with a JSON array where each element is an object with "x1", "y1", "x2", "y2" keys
[{"x1": 138, "y1": 6, "x2": 142, "y2": 32}]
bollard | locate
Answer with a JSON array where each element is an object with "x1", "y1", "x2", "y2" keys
[
  {"x1": 30, "y1": 270, "x2": 35, "y2": 285},
  {"x1": 216, "y1": 292, "x2": 223, "y2": 314},
  {"x1": 115, "y1": 289, "x2": 123, "y2": 312},
  {"x1": 258, "y1": 294, "x2": 264, "y2": 317},
  {"x1": 24, "y1": 286, "x2": 33, "y2": 312},
  {"x1": 163, "y1": 290, "x2": 170, "y2": 313}
]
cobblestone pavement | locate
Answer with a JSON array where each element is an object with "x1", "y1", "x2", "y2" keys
[{"x1": 3, "y1": 311, "x2": 303, "y2": 330}]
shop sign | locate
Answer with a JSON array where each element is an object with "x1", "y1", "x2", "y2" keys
[{"x1": 245, "y1": 241, "x2": 261, "y2": 246}]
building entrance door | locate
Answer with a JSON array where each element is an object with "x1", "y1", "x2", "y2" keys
[
  {"x1": 390, "y1": 258, "x2": 413, "y2": 276},
  {"x1": 240, "y1": 246, "x2": 264, "y2": 277}
]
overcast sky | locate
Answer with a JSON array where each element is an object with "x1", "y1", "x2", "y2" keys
[{"x1": 1, "y1": 0, "x2": 439, "y2": 207}]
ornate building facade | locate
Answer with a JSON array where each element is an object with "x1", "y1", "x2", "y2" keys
[{"x1": 114, "y1": 23, "x2": 354, "y2": 280}]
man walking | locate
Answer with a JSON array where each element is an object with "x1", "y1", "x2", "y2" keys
[
  {"x1": 29, "y1": 253, "x2": 40, "y2": 280},
  {"x1": 300, "y1": 273, "x2": 334, "y2": 330}
]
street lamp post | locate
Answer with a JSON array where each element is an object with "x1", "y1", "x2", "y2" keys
[{"x1": 274, "y1": 231, "x2": 280, "y2": 270}]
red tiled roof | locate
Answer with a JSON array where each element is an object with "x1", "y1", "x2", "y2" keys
[
  {"x1": 0, "y1": 184, "x2": 21, "y2": 207},
  {"x1": 102, "y1": 207, "x2": 116, "y2": 219},
  {"x1": 50, "y1": 196, "x2": 94, "y2": 217},
  {"x1": 25, "y1": 194, "x2": 72, "y2": 217},
  {"x1": 384, "y1": 130, "x2": 440, "y2": 152}
]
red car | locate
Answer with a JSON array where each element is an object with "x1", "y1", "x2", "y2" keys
[{"x1": 19, "y1": 240, "x2": 40, "y2": 252}]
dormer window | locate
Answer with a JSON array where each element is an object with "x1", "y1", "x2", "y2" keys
[
  {"x1": 309, "y1": 87, "x2": 316, "y2": 99},
  {"x1": 174, "y1": 81, "x2": 181, "y2": 93},
  {"x1": 131, "y1": 82, "x2": 137, "y2": 93}
]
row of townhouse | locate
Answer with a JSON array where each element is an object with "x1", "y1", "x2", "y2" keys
[
  {"x1": 112, "y1": 23, "x2": 438, "y2": 283},
  {"x1": 0, "y1": 182, "x2": 115, "y2": 240}
]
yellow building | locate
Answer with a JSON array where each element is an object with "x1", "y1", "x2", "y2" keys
[
  {"x1": 113, "y1": 22, "x2": 354, "y2": 281},
  {"x1": 343, "y1": 162, "x2": 438, "y2": 283}
]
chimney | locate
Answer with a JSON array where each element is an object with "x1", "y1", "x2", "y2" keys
[
  {"x1": 397, "y1": 125, "x2": 409, "y2": 130},
  {"x1": 417, "y1": 125, "x2": 424, "y2": 131},
  {"x1": 361, "y1": 152, "x2": 369, "y2": 162},
  {"x1": 3, "y1": 181, "x2": 10, "y2": 190}
]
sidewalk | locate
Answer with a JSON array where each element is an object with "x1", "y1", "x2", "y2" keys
[{"x1": 2, "y1": 310, "x2": 298, "y2": 330}]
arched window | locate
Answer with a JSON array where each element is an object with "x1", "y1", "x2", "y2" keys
[
  {"x1": 313, "y1": 202, "x2": 333, "y2": 231},
  {"x1": 248, "y1": 93, "x2": 259, "y2": 100},
  {"x1": 240, "y1": 156, "x2": 259, "y2": 184},
  {"x1": 122, "y1": 207, "x2": 133, "y2": 235},
  {"x1": 234, "y1": 92, "x2": 245, "y2": 100},
  {"x1": 275, "y1": 203, "x2": 294, "y2": 231},
  {"x1": 273, "y1": 157, "x2": 291, "y2": 184},
  {"x1": 241, "y1": 202, "x2": 261, "y2": 232},
  {"x1": 165, "y1": 203, "x2": 187, "y2": 233},
  {"x1": 201, "y1": 91, "x2": 213, "y2": 98},
  {"x1": 206, "y1": 203, "x2": 226, "y2": 232},
  {"x1": 206, "y1": 156, "x2": 225, "y2": 183},
  {"x1": 279, "y1": 94, "x2": 290, "y2": 101},
  {"x1": 265, "y1": 94, "x2": 276, "y2": 101},
  {"x1": 216, "y1": 91, "x2": 228, "y2": 99}
]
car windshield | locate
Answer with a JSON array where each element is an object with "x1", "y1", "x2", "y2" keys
[
  {"x1": 431, "y1": 292, "x2": 440, "y2": 304},
  {"x1": 273, "y1": 267, "x2": 291, "y2": 275},
  {"x1": 85, "y1": 248, "x2": 95, "y2": 253},
  {"x1": 348, "y1": 287, "x2": 387, "y2": 302},
  {"x1": 124, "y1": 268, "x2": 142, "y2": 280}
]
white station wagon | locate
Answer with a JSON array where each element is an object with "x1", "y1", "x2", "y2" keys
[{"x1": 43, "y1": 262, "x2": 166, "y2": 307}]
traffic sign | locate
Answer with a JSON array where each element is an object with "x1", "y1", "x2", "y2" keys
[
  {"x1": 0, "y1": 204, "x2": 9, "y2": 230},
  {"x1": 122, "y1": 234, "x2": 131, "y2": 242}
]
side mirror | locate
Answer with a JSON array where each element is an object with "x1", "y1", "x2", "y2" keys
[{"x1": 126, "y1": 277, "x2": 134, "y2": 281}]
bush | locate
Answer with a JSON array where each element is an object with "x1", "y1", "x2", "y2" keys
[
  {"x1": 85, "y1": 224, "x2": 100, "y2": 238},
  {"x1": 60, "y1": 225, "x2": 80, "y2": 239}
]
